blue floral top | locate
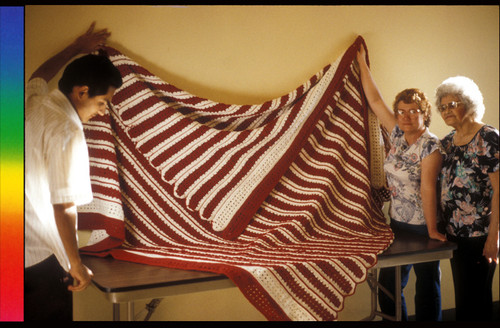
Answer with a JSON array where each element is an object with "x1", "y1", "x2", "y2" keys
[
  {"x1": 440, "y1": 125, "x2": 499, "y2": 237},
  {"x1": 385, "y1": 125, "x2": 444, "y2": 225}
]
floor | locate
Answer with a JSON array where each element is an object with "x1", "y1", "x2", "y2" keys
[{"x1": 408, "y1": 301, "x2": 499, "y2": 321}]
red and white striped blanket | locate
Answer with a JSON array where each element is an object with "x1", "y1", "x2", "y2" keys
[{"x1": 78, "y1": 36, "x2": 393, "y2": 321}]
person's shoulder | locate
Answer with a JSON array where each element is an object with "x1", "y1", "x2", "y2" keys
[
  {"x1": 423, "y1": 127, "x2": 438, "y2": 139},
  {"x1": 421, "y1": 128, "x2": 441, "y2": 145},
  {"x1": 481, "y1": 124, "x2": 499, "y2": 136},
  {"x1": 478, "y1": 125, "x2": 499, "y2": 150},
  {"x1": 440, "y1": 130, "x2": 455, "y2": 143},
  {"x1": 26, "y1": 77, "x2": 49, "y2": 95},
  {"x1": 29, "y1": 102, "x2": 80, "y2": 137}
]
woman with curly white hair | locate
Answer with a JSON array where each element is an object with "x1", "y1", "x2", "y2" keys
[{"x1": 435, "y1": 76, "x2": 499, "y2": 321}]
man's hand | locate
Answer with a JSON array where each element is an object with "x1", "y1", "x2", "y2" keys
[
  {"x1": 53, "y1": 202, "x2": 93, "y2": 292},
  {"x1": 29, "y1": 21, "x2": 112, "y2": 82},
  {"x1": 70, "y1": 21, "x2": 111, "y2": 55},
  {"x1": 68, "y1": 262, "x2": 94, "y2": 292}
]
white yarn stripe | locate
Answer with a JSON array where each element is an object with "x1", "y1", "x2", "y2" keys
[
  {"x1": 287, "y1": 163, "x2": 372, "y2": 220},
  {"x1": 285, "y1": 263, "x2": 338, "y2": 315},
  {"x1": 242, "y1": 266, "x2": 317, "y2": 321},
  {"x1": 169, "y1": 132, "x2": 240, "y2": 186},
  {"x1": 325, "y1": 106, "x2": 366, "y2": 148},
  {"x1": 273, "y1": 177, "x2": 368, "y2": 235}
]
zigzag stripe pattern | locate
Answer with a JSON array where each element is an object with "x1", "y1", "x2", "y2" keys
[{"x1": 78, "y1": 36, "x2": 393, "y2": 321}]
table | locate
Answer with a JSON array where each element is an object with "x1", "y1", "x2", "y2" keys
[
  {"x1": 82, "y1": 231, "x2": 456, "y2": 321},
  {"x1": 363, "y1": 229, "x2": 457, "y2": 321},
  {"x1": 81, "y1": 255, "x2": 234, "y2": 321}
]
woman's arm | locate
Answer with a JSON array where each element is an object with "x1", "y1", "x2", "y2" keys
[
  {"x1": 421, "y1": 150, "x2": 447, "y2": 241},
  {"x1": 356, "y1": 44, "x2": 396, "y2": 133},
  {"x1": 483, "y1": 170, "x2": 499, "y2": 263}
]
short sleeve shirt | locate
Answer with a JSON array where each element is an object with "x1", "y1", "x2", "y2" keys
[
  {"x1": 440, "y1": 125, "x2": 499, "y2": 237},
  {"x1": 384, "y1": 125, "x2": 444, "y2": 225},
  {"x1": 25, "y1": 78, "x2": 93, "y2": 271}
]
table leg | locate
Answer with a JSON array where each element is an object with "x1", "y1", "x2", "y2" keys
[
  {"x1": 362, "y1": 269, "x2": 377, "y2": 321},
  {"x1": 113, "y1": 303, "x2": 120, "y2": 321},
  {"x1": 395, "y1": 266, "x2": 401, "y2": 321},
  {"x1": 112, "y1": 302, "x2": 134, "y2": 321},
  {"x1": 363, "y1": 266, "x2": 403, "y2": 321},
  {"x1": 127, "y1": 302, "x2": 134, "y2": 321}
]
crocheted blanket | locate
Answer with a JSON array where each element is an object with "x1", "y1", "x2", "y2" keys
[{"x1": 78, "y1": 36, "x2": 393, "y2": 321}]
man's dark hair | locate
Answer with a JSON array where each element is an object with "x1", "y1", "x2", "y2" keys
[{"x1": 58, "y1": 54, "x2": 122, "y2": 97}]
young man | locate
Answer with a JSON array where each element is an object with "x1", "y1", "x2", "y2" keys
[{"x1": 24, "y1": 22, "x2": 123, "y2": 320}]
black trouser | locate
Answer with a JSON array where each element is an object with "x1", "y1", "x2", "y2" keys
[
  {"x1": 24, "y1": 254, "x2": 73, "y2": 321},
  {"x1": 448, "y1": 234, "x2": 497, "y2": 321}
]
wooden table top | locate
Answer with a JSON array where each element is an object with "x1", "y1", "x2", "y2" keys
[
  {"x1": 82, "y1": 230, "x2": 457, "y2": 294},
  {"x1": 81, "y1": 255, "x2": 227, "y2": 293}
]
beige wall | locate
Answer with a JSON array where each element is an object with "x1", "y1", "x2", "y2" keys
[{"x1": 25, "y1": 5, "x2": 499, "y2": 321}]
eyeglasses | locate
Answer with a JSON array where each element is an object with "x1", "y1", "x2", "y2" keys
[
  {"x1": 396, "y1": 108, "x2": 422, "y2": 116},
  {"x1": 438, "y1": 101, "x2": 462, "y2": 112}
]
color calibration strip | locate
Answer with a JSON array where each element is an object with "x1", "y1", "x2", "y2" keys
[{"x1": 0, "y1": 6, "x2": 24, "y2": 321}]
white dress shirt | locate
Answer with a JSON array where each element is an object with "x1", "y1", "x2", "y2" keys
[{"x1": 25, "y1": 78, "x2": 93, "y2": 271}]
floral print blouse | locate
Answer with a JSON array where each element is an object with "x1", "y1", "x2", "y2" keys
[
  {"x1": 440, "y1": 125, "x2": 499, "y2": 238},
  {"x1": 385, "y1": 125, "x2": 444, "y2": 225}
]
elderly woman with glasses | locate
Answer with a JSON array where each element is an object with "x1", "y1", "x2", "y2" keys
[
  {"x1": 356, "y1": 45, "x2": 446, "y2": 321},
  {"x1": 435, "y1": 76, "x2": 499, "y2": 321}
]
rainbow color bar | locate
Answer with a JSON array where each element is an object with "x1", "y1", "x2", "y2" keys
[{"x1": 0, "y1": 6, "x2": 24, "y2": 321}]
